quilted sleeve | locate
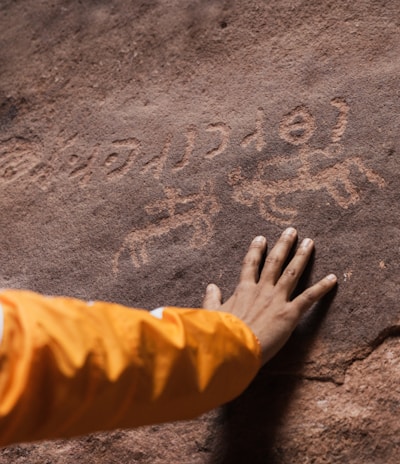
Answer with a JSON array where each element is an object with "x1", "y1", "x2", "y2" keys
[{"x1": 0, "y1": 289, "x2": 261, "y2": 446}]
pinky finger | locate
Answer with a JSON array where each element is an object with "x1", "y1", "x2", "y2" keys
[{"x1": 291, "y1": 274, "x2": 337, "y2": 315}]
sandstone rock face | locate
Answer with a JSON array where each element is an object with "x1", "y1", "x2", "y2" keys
[{"x1": 0, "y1": 0, "x2": 399, "y2": 462}]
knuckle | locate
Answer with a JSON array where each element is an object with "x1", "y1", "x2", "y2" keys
[
  {"x1": 283, "y1": 267, "x2": 297, "y2": 278},
  {"x1": 242, "y1": 254, "x2": 259, "y2": 267},
  {"x1": 276, "y1": 305, "x2": 298, "y2": 323},
  {"x1": 265, "y1": 254, "x2": 281, "y2": 266},
  {"x1": 301, "y1": 289, "x2": 316, "y2": 305},
  {"x1": 295, "y1": 247, "x2": 309, "y2": 257},
  {"x1": 235, "y1": 281, "x2": 255, "y2": 294}
]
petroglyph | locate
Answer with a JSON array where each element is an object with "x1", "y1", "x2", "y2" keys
[
  {"x1": 240, "y1": 108, "x2": 267, "y2": 152},
  {"x1": 102, "y1": 137, "x2": 140, "y2": 179},
  {"x1": 28, "y1": 160, "x2": 55, "y2": 190},
  {"x1": 141, "y1": 122, "x2": 231, "y2": 179},
  {"x1": 0, "y1": 137, "x2": 39, "y2": 183},
  {"x1": 142, "y1": 134, "x2": 172, "y2": 180},
  {"x1": 230, "y1": 99, "x2": 385, "y2": 225},
  {"x1": 142, "y1": 126, "x2": 199, "y2": 178},
  {"x1": 0, "y1": 99, "x2": 360, "y2": 199},
  {"x1": 330, "y1": 97, "x2": 350, "y2": 142},
  {"x1": 279, "y1": 105, "x2": 316, "y2": 145},
  {"x1": 66, "y1": 146, "x2": 98, "y2": 185},
  {"x1": 113, "y1": 181, "x2": 220, "y2": 271},
  {"x1": 205, "y1": 123, "x2": 231, "y2": 159},
  {"x1": 172, "y1": 126, "x2": 197, "y2": 170}
]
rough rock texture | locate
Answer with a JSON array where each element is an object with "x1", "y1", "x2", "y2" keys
[{"x1": 0, "y1": 0, "x2": 399, "y2": 462}]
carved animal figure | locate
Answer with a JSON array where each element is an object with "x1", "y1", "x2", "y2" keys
[
  {"x1": 230, "y1": 99, "x2": 385, "y2": 225},
  {"x1": 113, "y1": 181, "x2": 220, "y2": 271},
  {"x1": 229, "y1": 144, "x2": 385, "y2": 226}
]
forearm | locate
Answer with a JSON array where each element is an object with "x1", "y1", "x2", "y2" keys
[{"x1": 0, "y1": 290, "x2": 261, "y2": 446}]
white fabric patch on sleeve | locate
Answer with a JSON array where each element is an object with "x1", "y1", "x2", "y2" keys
[
  {"x1": 150, "y1": 307, "x2": 164, "y2": 320},
  {"x1": 0, "y1": 303, "x2": 4, "y2": 345}
]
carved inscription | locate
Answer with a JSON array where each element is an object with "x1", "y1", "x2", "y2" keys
[
  {"x1": 66, "y1": 146, "x2": 97, "y2": 185},
  {"x1": 1, "y1": 97, "x2": 386, "y2": 270},
  {"x1": 113, "y1": 181, "x2": 220, "y2": 271},
  {"x1": 142, "y1": 134, "x2": 172, "y2": 180},
  {"x1": 102, "y1": 138, "x2": 140, "y2": 179},
  {"x1": 229, "y1": 99, "x2": 385, "y2": 225},
  {"x1": 141, "y1": 123, "x2": 230, "y2": 179},
  {"x1": 172, "y1": 126, "x2": 197, "y2": 170},
  {"x1": 0, "y1": 137, "x2": 39, "y2": 182},
  {"x1": 279, "y1": 105, "x2": 316, "y2": 146},
  {"x1": 206, "y1": 123, "x2": 231, "y2": 159},
  {"x1": 330, "y1": 97, "x2": 349, "y2": 142},
  {"x1": 240, "y1": 108, "x2": 267, "y2": 152},
  {"x1": 0, "y1": 98, "x2": 384, "y2": 198}
]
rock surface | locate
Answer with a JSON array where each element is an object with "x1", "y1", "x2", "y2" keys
[{"x1": 0, "y1": 0, "x2": 399, "y2": 462}]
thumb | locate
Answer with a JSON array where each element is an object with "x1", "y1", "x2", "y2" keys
[{"x1": 202, "y1": 283, "x2": 222, "y2": 310}]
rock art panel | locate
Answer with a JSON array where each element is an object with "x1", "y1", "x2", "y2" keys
[
  {"x1": 229, "y1": 99, "x2": 386, "y2": 225},
  {"x1": 1, "y1": 0, "x2": 400, "y2": 463}
]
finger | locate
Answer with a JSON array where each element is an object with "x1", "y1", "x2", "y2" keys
[
  {"x1": 259, "y1": 227, "x2": 297, "y2": 285},
  {"x1": 290, "y1": 274, "x2": 337, "y2": 315},
  {"x1": 239, "y1": 236, "x2": 267, "y2": 284},
  {"x1": 202, "y1": 283, "x2": 222, "y2": 310},
  {"x1": 275, "y1": 237, "x2": 314, "y2": 296}
]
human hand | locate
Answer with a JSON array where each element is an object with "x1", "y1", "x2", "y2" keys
[{"x1": 203, "y1": 227, "x2": 337, "y2": 365}]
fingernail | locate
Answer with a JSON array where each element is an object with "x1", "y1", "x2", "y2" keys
[
  {"x1": 283, "y1": 227, "x2": 296, "y2": 236},
  {"x1": 326, "y1": 274, "x2": 337, "y2": 282},
  {"x1": 301, "y1": 238, "x2": 313, "y2": 248},
  {"x1": 252, "y1": 235, "x2": 266, "y2": 244},
  {"x1": 206, "y1": 283, "x2": 216, "y2": 292}
]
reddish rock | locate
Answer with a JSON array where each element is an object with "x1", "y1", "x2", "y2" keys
[{"x1": 0, "y1": 0, "x2": 399, "y2": 462}]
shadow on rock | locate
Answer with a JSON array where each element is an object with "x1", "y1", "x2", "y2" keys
[{"x1": 210, "y1": 262, "x2": 337, "y2": 464}]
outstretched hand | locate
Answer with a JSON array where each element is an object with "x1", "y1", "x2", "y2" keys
[{"x1": 203, "y1": 227, "x2": 337, "y2": 365}]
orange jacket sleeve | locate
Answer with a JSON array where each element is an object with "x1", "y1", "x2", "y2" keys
[{"x1": 0, "y1": 289, "x2": 261, "y2": 446}]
